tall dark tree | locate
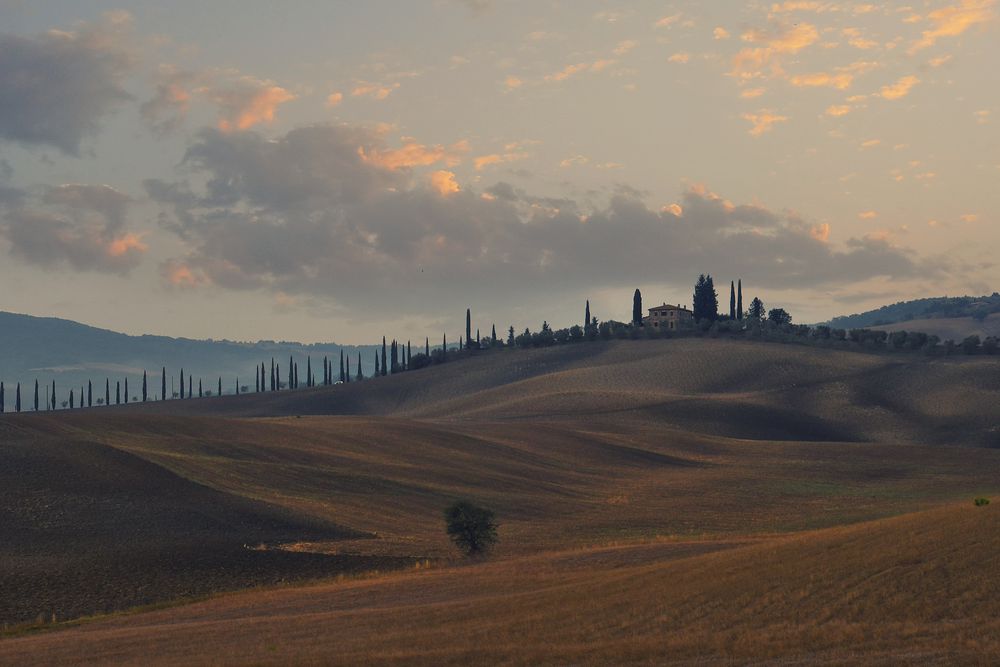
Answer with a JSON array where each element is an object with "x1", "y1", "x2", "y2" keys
[
  {"x1": 262, "y1": 363, "x2": 266, "y2": 391},
  {"x1": 188, "y1": 375, "x2": 192, "y2": 398},
  {"x1": 374, "y1": 351, "x2": 380, "y2": 376},
  {"x1": 390, "y1": 340, "x2": 398, "y2": 373},
  {"x1": 340, "y1": 350, "x2": 345, "y2": 383},
  {"x1": 87, "y1": 380, "x2": 92, "y2": 408},
  {"x1": 442, "y1": 333, "x2": 447, "y2": 361},
  {"x1": 180, "y1": 369, "x2": 185, "y2": 399},
  {"x1": 466, "y1": 309, "x2": 472, "y2": 350},
  {"x1": 116, "y1": 381, "x2": 121, "y2": 405},
  {"x1": 199, "y1": 379, "x2": 203, "y2": 398},
  {"x1": 105, "y1": 379, "x2": 110, "y2": 407},
  {"x1": 585, "y1": 300, "x2": 592, "y2": 336},
  {"x1": 425, "y1": 337, "x2": 430, "y2": 356},
  {"x1": 737, "y1": 279, "x2": 744, "y2": 320},
  {"x1": 508, "y1": 326, "x2": 515, "y2": 346},
  {"x1": 124, "y1": 378, "x2": 128, "y2": 403},
  {"x1": 747, "y1": 296, "x2": 766, "y2": 321},
  {"x1": 235, "y1": 377, "x2": 239, "y2": 395},
  {"x1": 729, "y1": 281, "x2": 736, "y2": 319},
  {"x1": 1, "y1": 382, "x2": 4, "y2": 413},
  {"x1": 692, "y1": 274, "x2": 719, "y2": 322},
  {"x1": 142, "y1": 370, "x2": 148, "y2": 402},
  {"x1": 161, "y1": 367, "x2": 167, "y2": 401},
  {"x1": 633, "y1": 288, "x2": 643, "y2": 327},
  {"x1": 476, "y1": 328, "x2": 480, "y2": 348},
  {"x1": 459, "y1": 335, "x2": 463, "y2": 351},
  {"x1": 344, "y1": 355, "x2": 350, "y2": 382},
  {"x1": 256, "y1": 367, "x2": 260, "y2": 392},
  {"x1": 356, "y1": 352, "x2": 363, "y2": 381},
  {"x1": 51, "y1": 380, "x2": 56, "y2": 410},
  {"x1": 270, "y1": 358, "x2": 276, "y2": 391},
  {"x1": 491, "y1": 325, "x2": 497, "y2": 345},
  {"x1": 407, "y1": 340, "x2": 412, "y2": 368},
  {"x1": 34, "y1": 380, "x2": 39, "y2": 411},
  {"x1": 381, "y1": 337, "x2": 388, "y2": 376},
  {"x1": 218, "y1": 377, "x2": 222, "y2": 396},
  {"x1": 293, "y1": 362, "x2": 298, "y2": 389},
  {"x1": 289, "y1": 356, "x2": 294, "y2": 389},
  {"x1": 64, "y1": 387, "x2": 68, "y2": 411},
  {"x1": 306, "y1": 357, "x2": 312, "y2": 387}
]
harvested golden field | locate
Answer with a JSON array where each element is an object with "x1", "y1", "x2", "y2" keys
[{"x1": 2, "y1": 338, "x2": 999, "y2": 664}]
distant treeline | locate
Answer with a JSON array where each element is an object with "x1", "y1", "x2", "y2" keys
[{"x1": 824, "y1": 293, "x2": 1000, "y2": 329}]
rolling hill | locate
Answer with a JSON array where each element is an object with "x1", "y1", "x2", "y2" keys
[
  {"x1": 0, "y1": 310, "x2": 378, "y2": 406},
  {"x1": 2, "y1": 337, "x2": 999, "y2": 663}
]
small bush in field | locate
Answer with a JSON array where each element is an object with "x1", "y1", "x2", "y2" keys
[
  {"x1": 974, "y1": 497, "x2": 990, "y2": 507},
  {"x1": 444, "y1": 501, "x2": 498, "y2": 557}
]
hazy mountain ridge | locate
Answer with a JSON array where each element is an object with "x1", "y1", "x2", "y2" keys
[
  {"x1": 0, "y1": 311, "x2": 379, "y2": 404},
  {"x1": 822, "y1": 293, "x2": 1000, "y2": 329}
]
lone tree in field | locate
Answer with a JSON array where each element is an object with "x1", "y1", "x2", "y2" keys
[
  {"x1": 444, "y1": 501, "x2": 498, "y2": 557},
  {"x1": 693, "y1": 274, "x2": 718, "y2": 322},
  {"x1": 633, "y1": 288, "x2": 643, "y2": 327}
]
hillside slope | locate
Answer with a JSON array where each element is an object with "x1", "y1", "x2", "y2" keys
[
  {"x1": 120, "y1": 338, "x2": 1000, "y2": 447},
  {"x1": 3, "y1": 503, "x2": 997, "y2": 665}
]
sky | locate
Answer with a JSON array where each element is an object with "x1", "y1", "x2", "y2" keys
[{"x1": 0, "y1": 0, "x2": 997, "y2": 344}]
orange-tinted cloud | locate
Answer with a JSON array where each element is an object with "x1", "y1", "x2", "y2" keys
[
  {"x1": 351, "y1": 81, "x2": 400, "y2": 100},
  {"x1": 879, "y1": 75, "x2": 919, "y2": 100},
  {"x1": 326, "y1": 92, "x2": 344, "y2": 107},
  {"x1": 810, "y1": 223, "x2": 831, "y2": 242},
  {"x1": 212, "y1": 81, "x2": 296, "y2": 132},
  {"x1": 909, "y1": 0, "x2": 996, "y2": 53},
  {"x1": 162, "y1": 260, "x2": 208, "y2": 288},
  {"x1": 429, "y1": 170, "x2": 460, "y2": 196},
  {"x1": 826, "y1": 104, "x2": 852, "y2": 116},
  {"x1": 742, "y1": 109, "x2": 789, "y2": 136},
  {"x1": 361, "y1": 139, "x2": 469, "y2": 170},
  {"x1": 107, "y1": 233, "x2": 148, "y2": 257},
  {"x1": 732, "y1": 23, "x2": 819, "y2": 79},
  {"x1": 858, "y1": 210, "x2": 878, "y2": 219},
  {"x1": 790, "y1": 71, "x2": 854, "y2": 89}
]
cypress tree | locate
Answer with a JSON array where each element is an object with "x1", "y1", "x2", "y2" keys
[
  {"x1": 442, "y1": 333, "x2": 447, "y2": 361},
  {"x1": 730, "y1": 281, "x2": 736, "y2": 320},
  {"x1": 87, "y1": 380, "x2": 92, "y2": 408},
  {"x1": 381, "y1": 337, "x2": 387, "y2": 376},
  {"x1": 459, "y1": 335, "x2": 463, "y2": 351},
  {"x1": 407, "y1": 340, "x2": 412, "y2": 368},
  {"x1": 585, "y1": 300, "x2": 591, "y2": 336},
  {"x1": 344, "y1": 355, "x2": 350, "y2": 383},
  {"x1": 235, "y1": 377, "x2": 239, "y2": 395},
  {"x1": 51, "y1": 380, "x2": 56, "y2": 410},
  {"x1": 16, "y1": 382, "x2": 22, "y2": 411},
  {"x1": 142, "y1": 371, "x2": 147, "y2": 402},
  {"x1": 466, "y1": 309, "x2": 472, "y2": 349},
  {"x1": 270, "y1": 358, "x2": 276, "y2": 391},
  {"x1": 306, "y1": 357, "x2": 312, "y2": 387},
  {"x1": 180, "y1": 369, "x2": 185, "y2": 399},
  {"x1": 491, "y1": 325, "x2": 497, "y2": 345},
  {"x1": 476, "y1": 328, "x2": 480, "y2": 347},
  {"x1": 218, "y1": 376, "x2": 222, "y2": 396},
  {"x1": 288, "y1": 356, "x2": 294, "y2": 389},
  {"x1": 356, "y1": 352, "x2": 362, "y2": 381},
  {"x1": 633, "y1": 288, "x2": 643, "y2": 327},
  {"x1": 1, "y1": 382, "x2": 4, "y2": 413},
  {"x1": 116, "y1": 381, "x2": 121, "y2": 405},
  {"x1": 375, "y1": 352, "x2": 380, "y2": 376},
  {"x1": 188, "y1": 375, "x2": 192, "y2": 398},
  {"x1": 392, "y1": 340, "x2": 398, "y2": 373},
  {"x1": 340, "y1": 350, "x2": 345, "y2": 383},
  {"x1": 34, "y1": 380, "x2": 39, "y2": 411},
  {"x1": 199, "y1": 379, "x2": 203, "y2": 398},
  {"x1": 256, "y1": 367, "x2": 260, "y2": 392},
  {"x1": 161, "y1": 367, "x2": 166, "y2": 401},
  {"x1": 124, "y1": 378, "x2": 128, "y2": 403},
  {"x1": 293, "y1": 363, "x2": 298, "y2": 389},
  {"x1": 105, "y1": 379, "x2": 110, "y2": 407},
  {"x1": 737, "y1": 279, "x2": 743, "y2": 320},
  {"x1": 262, "y1": 363, "x2": 266, "y2": 391},
  {"x1": 276, "y1": 363, "x2": 281, "y2": 389}
]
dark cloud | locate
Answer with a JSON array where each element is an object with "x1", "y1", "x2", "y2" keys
[
  {"x1": 0, "y1": 16, "x2": 134, "y2": 154},
  {"x1": 147, "y1": 123, "x2": 940, "y2": 318},
  {"x1": 0, "y1": 183, "x2": 145, "y2": 273}
]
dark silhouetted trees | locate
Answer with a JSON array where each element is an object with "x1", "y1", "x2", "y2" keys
[
  {"x1": 142, "y1": 371, "x2": 147, "y2": 402},
  {"x1": 747, "y1": 297, "x2": 766, "y2": 321},
  {"x1": 584, "y1": 300, "x2": 591, "y2": 337},
  {"x1": 737, "y1": 279, "x2": 744, "y2": 320},
  {"x1": 466, "y1": 309, "x2": 472, "y2": 350},
  {"x1": 633, "y1": 289, "x2": 643, "y2": 327},
  {"x1": 729, "y1": 281, "x2": 736, "y2": 320},
  {"x1": 693, "y1": 275, "x2": 719, "y2": 322},
  {"x1": 381, "y1": 337, "x2": 387, "y2": 376},
  {"x1": 357, "y1": 352, "x2": 363, "y2": 381},
  {"x1": 444, "y1": 501, "x2": 498, "y2": 557},
  {"x1": 34, "y1": 380, "x2": 39, "y2": 411},
  {"x1": 768, "y1": 308, "x2": 792, "y2": 325},
  {"x1": 161, "y1": 368, "x2": 166, "y2": 401}
]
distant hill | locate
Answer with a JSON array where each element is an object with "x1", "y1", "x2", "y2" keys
[
  {"x1": 871, "y1": 314, "x2": 1000, "y2": 342},
  {"x1": 823, "y1": 293, "x2": 1000, "y2": 330},
  {"x1": 0, "y1": 310, "x2": 380, "y2": 407}
]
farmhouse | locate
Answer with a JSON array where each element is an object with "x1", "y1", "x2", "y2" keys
[{"x1": 644, "y1": 303, "x2": 694, "y2": 331}]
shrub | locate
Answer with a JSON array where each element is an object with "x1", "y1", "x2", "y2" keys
[
  {"x1": 974, "y1": 497, "x2": 990, "y2": 507},
  {"x1": 444, "y1": 501, "x2": 498, "y2": 557}
]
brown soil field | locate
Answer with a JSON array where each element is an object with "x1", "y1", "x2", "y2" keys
[
  {"x1": 873, "y1": 313, "x2": 1000, "y2": 341},
  {"x1": 2, "y1": 338, "x2": 999, "y2": 664}
]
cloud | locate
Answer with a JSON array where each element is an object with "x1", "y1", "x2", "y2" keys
[
  {"x1": 429, "y1": 170, "x2": 460, "y2": 196},
  {"x1": 504, "y1": 75, "x2": 523, "y2": 90},
  {"x1": 145, "y1": 123, "x2": 935, "y2": 319},
  {"x1": 858, "y1": 210, "x2": 878, "y2": 219},
  {"x1": 362, "y1": 138, "x2": 469, "y2": 170},
  {"x1": 731, "y1": 23, "x2": 819, "y2": 79},
  {"x1": 909, "y1": 0, "x2": 996, "y2": 53},
  {"x1": 474, "y1": 142, "x2": 532, "y2": 171},
  {"x1": 205, "y1": 77, "x2": 296, "y2": 132},
  {"x1": 668, "y1": 53, "x2": 691, "y2": 64},
  {"x1": 879, "y1": 75, "x2": 919, "y2": 100},
  {"x1": 654, "y1": 14, "x2": 683, "y2": 28},
  {"x1": 0, "y1": 183, "x2": 145, "y2": 273},
  {"x1": 326, "y1": 92, "x2": 344, "y2": 107},
  {"x1": 742, "y1": 110, "x2": 790, "y2": 136},
  {"x1": 740, "y1": 87, "x2": 767, "y2": 99},
  {"x1": 790, "y1": 71, "x2": 854, "y2": 89},
  {"x1": 141, "y1": 65, "x2": 199, "y2": 135},
  {"x1": 351, "y1": 81, "x2": 401, "y2": 100},
  {"x1": 0, "y1": 15, "x2": 135, "y2": 154},
  {"x1": 613, "y1": 40, "x2": 638, "y2": 56},
  {"x1": 825, "y1": 104, "x2": 852, "y2": 116},
  {"x1": 714, "y1": 27, "x2": 731, "y2": 40}
]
